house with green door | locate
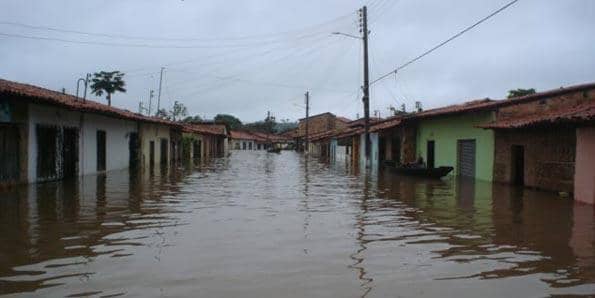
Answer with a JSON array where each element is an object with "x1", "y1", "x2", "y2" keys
[{"x1": 409, "y1": 99, "x2": 499, "y2": 181}]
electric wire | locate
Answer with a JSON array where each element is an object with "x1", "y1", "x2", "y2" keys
[{"x1": 370, "y1": 0, "x2": 520, "y2": 85}]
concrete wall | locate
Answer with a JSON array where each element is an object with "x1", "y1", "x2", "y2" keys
[
  {"x1": 493, "y1": 127, "x2": 575, "y2": 193},
  {"x1": 139, "y1": 122, "x2": 170, "y2": 168},
  {"x1": 27, "y1": 103, "x2": 137, "y2": 182},
  {"x1": 416, "y1": 112, "x2": 495, "y2": 181},
  {"x1": 232, "y1": 139, "x2": 263, "y2": 150},
  {"x1": 574, "y1": 126, "x2": 595, "y2": 205}
]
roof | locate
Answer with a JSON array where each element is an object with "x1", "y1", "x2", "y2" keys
[
  {"x1": 480, "y1": 101, "x2": 595, "y2": 129},
  {"x1": 230, "y1": 130, "x2": 268, "y2": 142},
  {"x1": 0, "y1": 78, "x2": 180, "y2": 127},
  {"x1": 409, "y1": 82, "x2": 595, "y2": 120},
  {"x1": 298, "y1": 112, "x2": 335, "y2": 121},
  {"x1": 370, "y1": 116, "x2": 404, "y2": 132},
  {"x1": 336, "y1": 116, "x2": 352, "y2": 123},
  {"x1": 185, "y1": 123, "x2": 228, "y2": 136}
]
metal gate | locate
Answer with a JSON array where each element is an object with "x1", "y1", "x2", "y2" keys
[{"x1": 457, "y1": 139, "x2": 476, "y2": 178}]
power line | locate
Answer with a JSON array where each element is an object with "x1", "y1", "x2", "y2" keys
[
  {"x1": 371, "y1": 0, "x2": 520, "y2": 85},
  {"x1": 0, "y1": 11, "x2": 355, "y2": 43}
]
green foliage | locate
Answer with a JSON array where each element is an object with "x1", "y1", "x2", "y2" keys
[
  {"x1": 214, "y1": 114, "x2": 243, "y2": 130},
  {"x1": 154, "y1": 101, "x2": 188, "y2": 121},
  {"x1": 90, "y1": 71, "x2": 126, "y2": 106},
  {"x1": 182, "y1": 115, "x2": 202, "y2": 123},
  {"x1": 170, "y1": 101, "x2": 188, "y2": 121},
  {"x1": 244, "y1": 113, "x2": 277, "y2": 133},
  {"x1": 507, "y1": 88, "x2": 536, "y2": 99},
  {"x1": 155, "y1": 108, "x2": 169, "y2": 119}
]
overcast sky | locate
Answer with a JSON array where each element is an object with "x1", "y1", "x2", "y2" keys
[{"x1": 1, "y1": 0, "x2": 594, "y2": 122}]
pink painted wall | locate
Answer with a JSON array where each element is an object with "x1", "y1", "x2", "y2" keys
[{"x1": 574, "y1": 126, "x2": 595, "y2": 205}]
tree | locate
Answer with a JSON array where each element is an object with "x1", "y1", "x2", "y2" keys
[
  {"x1": 155, "y1": 108, "x2": 169, "y2": 120},
  {"x1": 214, "y1": 114, "x2": 242, "y2": 130},
  {"x1": 507, "y1": 88, "x2": 536, "y2": 99},
  {"x1": 90, "y1": 71, "x2": 126, "y2": 106},
  {"x1": 170, "y1": 101, "x2": 188, "y2": 121},
  {"x1": 182, "y1": 115, "x2": 202, "y2": 123}
]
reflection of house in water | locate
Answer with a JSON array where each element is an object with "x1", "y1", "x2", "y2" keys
[{"x1": 0, "y1": 168, "x2": 189, "y2": 295}]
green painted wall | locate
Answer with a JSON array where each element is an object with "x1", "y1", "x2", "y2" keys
[{"x1": 416, "y1": 111, "x2": 495, "y2": 181}]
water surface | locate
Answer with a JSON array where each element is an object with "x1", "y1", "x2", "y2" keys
[{"x1": 0, "y1": 151, "x2": 594, "y2": 297}]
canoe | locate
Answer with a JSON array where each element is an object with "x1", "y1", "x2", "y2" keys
[
  {"x1": 389, "y1": 166, "x2": 454, "y2": 179},
  {"x1": 267, "y1": 148, "x2": 282, "y2": 154}
]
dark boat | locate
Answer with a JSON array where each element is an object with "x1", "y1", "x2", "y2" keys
[
  {"x1": 389, "y1": 165, "x2": 454, "y2": 179},
  {"x1": 267, "y1": 148, "x2": 282, "y2": 154}
]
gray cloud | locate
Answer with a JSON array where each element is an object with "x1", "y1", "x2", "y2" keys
[{"x1": 1, "y1": 0, "x2": 594, "y2": 122}]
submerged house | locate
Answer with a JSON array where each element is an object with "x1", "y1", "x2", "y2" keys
[
  {"x1": 295, "y1": 112, "x2": 350, "y2": 152},
  {"x1": 190, "y1": 122, "x2": 229, "y2": 158},
  {"x1": 480, "y1": 84, "x2": 595, "y2": 204},
  {"x1": 0, "y1": 78, "x2": 181, "y2": 186},
  {"x1": 230, "y1": 130, "x2": 269, "y2": 150}
]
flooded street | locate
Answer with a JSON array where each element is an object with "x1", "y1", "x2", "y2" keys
[{"x1": 0, "y1": 151, "x2": 594, "y2": 297}]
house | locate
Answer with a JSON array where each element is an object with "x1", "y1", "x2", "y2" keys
[
  {"x1": 190, "y1": 122, "x2": 229, "y2": 158},
  {"x1": 230, "y1": 130, "x2": 270, "y2": 150},
  {"x1": 0, "y1": 78, "x2": 180, "y2": 186},
  {"x1": 139, "y1": 120, "x2": 178, "y2": 169},
  {"x1": 295, "y1": 112, "x2": 350, "y2": 152},
  {"x1": 479, "y1": 83, "x2": 595, "y2": 203}
]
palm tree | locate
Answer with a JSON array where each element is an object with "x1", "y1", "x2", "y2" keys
[{"x1": 90, "y1": 71, "x2": 126, "y2": 106}]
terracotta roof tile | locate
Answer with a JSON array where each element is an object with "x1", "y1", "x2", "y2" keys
[
  {"x1": 480, "y1": 101, "x2": 595, "y2": 129},
  {"x1": 0, "y1": 78, "x2": 181, "y2": 127}
]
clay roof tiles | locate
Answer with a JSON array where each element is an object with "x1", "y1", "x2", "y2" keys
[
  {"x1": 480, "y1": 101, "x2": 595, "y2": 129},
  {"x1": 0, "y1": 78, "x2": 181, "y2": 127}
]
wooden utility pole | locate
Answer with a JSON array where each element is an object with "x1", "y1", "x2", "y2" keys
[
  {"x1": 156, "y1": 67, "x2": 164, "y2": 115},
  {"x1": 360, "y1": 6, "x2": 371, "y2": 166},
  {"x1": 305, "y1": 91, "x2": 310, "y2": 153}
]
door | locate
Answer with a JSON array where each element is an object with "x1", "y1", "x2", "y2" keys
[
  {"x1": 391, "y1": 138, "x2": 401, "y2": 164},
  {"x1": 511, "y1": 145, "x2": 524, "y2": 186},
  {"x1": 427, "y1": 140, "x2": 435, "y2": 169},
  {"x1": 457, "y1": 139, "x2": 476, "y2": 178},
  {"x1": 37, "y1": 125, "x2": 58, "y2": 180},
  {"x1": 149, "y1": 141, "x2": 155, "y2": 167},
  {"x1": 129, "y1": 132, "x2": 139, "y2": 168},
  {"x1": 379, "y1": 137, "x2": 386, "y2": 162},
  {"x1": 193, "y1": 140, "x2": 202, "y2": 159},
  {"x1": 97, "y1": 130, "x2": 106, "y2": 171},
  {"x1": 160, "y1": 138, "x2": 168, "y2": 164},
  {"x1": 0, "y1": 125, "x2": 20, "y2": 182},
  {"x1": 62, "y1": 128, "x2": 78, "y2": 178}
]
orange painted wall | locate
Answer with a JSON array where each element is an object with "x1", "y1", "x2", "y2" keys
[{"x1": 574, "y1": 126, "x2": 595, "y2": 205}]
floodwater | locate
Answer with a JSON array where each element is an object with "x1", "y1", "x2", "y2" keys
[{"x1": 0, "y1": 151, "x2": 594, "y2": 298}]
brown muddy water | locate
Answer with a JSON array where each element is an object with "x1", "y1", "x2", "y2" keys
[{"x1": 0, "y1": 151, "x2": 594, "y2": 297}]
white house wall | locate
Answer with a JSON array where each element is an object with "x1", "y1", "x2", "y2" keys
[{"x1": 27, "y1": 103, "x2": 138, "y2": 183}]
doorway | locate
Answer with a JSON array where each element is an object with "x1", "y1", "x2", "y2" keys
[
  {"x1": 427, "y1": 140, "x2": 435, "y2": 168},
  {"x1": 149, "y1": 140, "x2": 155, "y2": 167},
  {"x1": 96, "y1": 130, "x2": 106, "y2": 172},
  {"x1": 391, "y1": 138, "x2": 401, "y2": 164},
  {"x1": 37, "y1": 125, "x2": 58, "y2": 180},
  {"x1": 511, "y1": 145, "x2": 525, "y2": 186},
  {"x1": 62, "y1": 128, "x2": 79, "y2": 178},
  {"x1": 129, "y1": 132, "x2": 139, "y2": 169},
  {"x1": 160, "y1": 138, "x2": 168, "y2": 165},
  {"x1": 0, "y1": 125, "x2": 20, "y2": 182}
]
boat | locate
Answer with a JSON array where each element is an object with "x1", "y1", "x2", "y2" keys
[
  {"x1": 388, "y1": 165, "x2": 454, "y2": 179},
  {"x1": 267, "y1": 148, "x2": 282, "y2": 154}
]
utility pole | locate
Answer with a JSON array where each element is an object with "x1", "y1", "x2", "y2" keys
[
  {"x1": 304, "y1": 91, "x2": 310, "y2": 154},
  {"x1": 359, "y1": 5, "x2": 371, "y2": 166},
  {"x1": 156, "y1": 67, "x2": 165, "y2": 115},
  {"x1": 148, "y1": 90, "x2": 155, "y2": 116}
]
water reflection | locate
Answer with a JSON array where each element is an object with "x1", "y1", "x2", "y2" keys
[{"x1": 0, "y1": 152, "x2": 593, "y2": 297}]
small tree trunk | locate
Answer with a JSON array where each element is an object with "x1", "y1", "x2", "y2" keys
[{"x1": 107, "y1": 93, "x2": 111, "y2": 106}]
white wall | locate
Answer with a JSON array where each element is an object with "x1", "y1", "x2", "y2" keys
[
  {"x1": 80, "y1": 113, "x2": 137, "y2": 175},
  {"x1": 27, "y1": 103, "x2": 137, "y2": 182}
]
